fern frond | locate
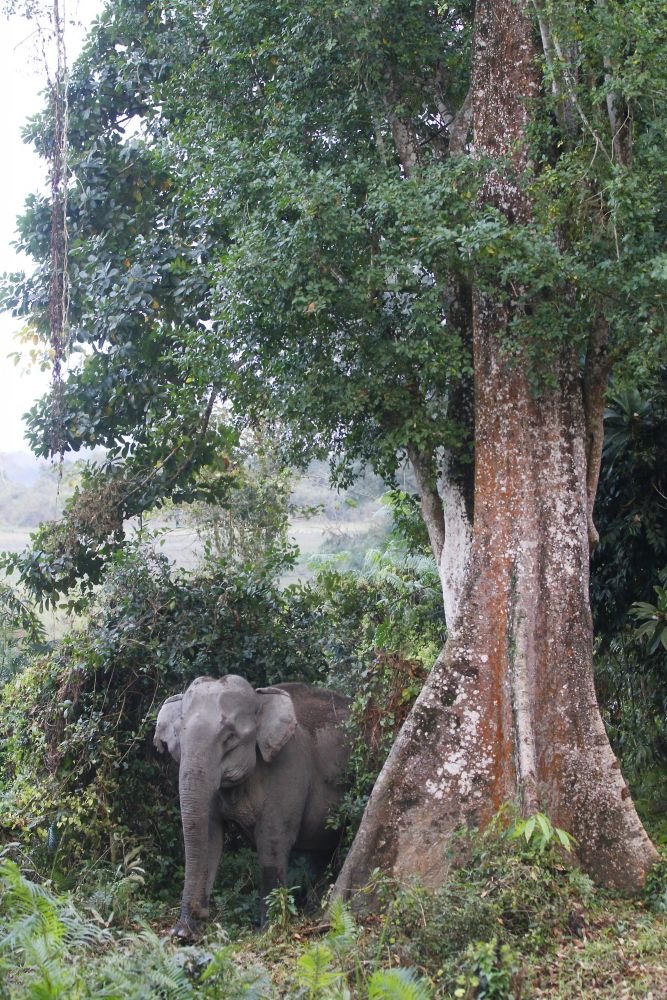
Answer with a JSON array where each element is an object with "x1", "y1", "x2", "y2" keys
[
  {"x1": 296, "y1": 942, "x2": 345, "y2": 996},
  {"x1": 367, "y1": 967, "x2": 432, "y2": 1000},
  {"x1": 326, "y1": 899, "x2": 358, "y2": 956},
  {"x1": 93, "y1": 928, "x2": 194, "y2": 1000}
]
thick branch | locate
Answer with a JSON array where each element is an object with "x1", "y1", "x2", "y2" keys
[
  {"x1": 384, "y1": 71, "x2": 423, "y2": 177},
  {"x1": 387, "y1": 109, "x2": 420, "y2": 178},
  {"x1": 598, "y1": 1, "x2": 632, "y2": 165},
  {"x1": 448, "y1": 86, "x2": 473, "y2": 156},
  {"x1": 604, "y1": 56, "x2": 632, "y2": 166}
]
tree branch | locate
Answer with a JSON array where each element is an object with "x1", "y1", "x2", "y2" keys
[
  {"x1": 448, "y1": 86, "x2": 472, "y2": 156},
  {"x1": 583, "y1": 315, "x2": 612, "y2": 548},
  {"x1": 408, "y1": 447, "x2": 446, "y2": 566}
]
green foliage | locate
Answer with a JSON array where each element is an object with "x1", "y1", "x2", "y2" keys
[
  {"x1": 508, "y1": 813, "x2": 575, "y2": 856},
  {"x1": 190, "y1": 435, "x2": 296, "y2": 574},
  {"x1": 89, "y1": 928, "x2": 196, "y2": 1000},
  {"x1": 195, "y1": 943, "x2": 273, "y2": 998},
  {"x1": 631, "y1": 583, "x2": 667, "y2": 654},
  {"x1": 84, "y1": 847, "x2": 146, "y2": 928},
  {"x1": 293, "y1": 899, "x2": 431, "y2": 1000},
  {"x1": 454, "y1": 938, "x2": 519, "y2": 1000},
  {"x1": 0, "y1": 440, "x2": 237, "y2": 610},
  {"x1": 591, "y1": 381, "x2": 667, "y2": 638},
  {"x1": 1, "y1": 0, "x2": 477, "y2": 593},
  {"x1": 1, "y1": 834, "x2": 665, "y2": 999},
  {"x1": 210, "y1": 848, "x2": 262, "y2": 931},
  {"x1": 376, "y1": 819, "x2": 596, "y2": 991},
  {"x1": 596, "y1": 634, "x2": 667, "y2": 781},
  {"x1": 312, "y1": 546, "x2": 445, "y2": 676},
  {"x1": 366, "y1": 968, "x2": 432, "y2": 1000},
  {"x1": 0, "y1": 581, "x2": 47, "y2": 683},
  {"x1": 381, "y1": 491, "x2": 431, "y2": 557},
  {"x1": 591, "y1": 377, "x2": 667, "y2": 778},
  {"x1": 3, "y1": 0, "x2": 667, "y2": 615},
  {"x1": 307, "y1": 545, "x2": 444, "y2": 837},
  {"x1": 0, "y1": 858, "x2": 274, "y2": 998},
  {"x1": 643, "y1": 854, "x2": 667, "y2": 915},
  {"x1": 0, "y1": 858, "x2": 110, "y2": 999},
  {"x1": 296, "y1": 942, "x2": 348, "y2": 999},
  {"x1": 265, "y1": 885, "x2": 299, "y2": 932}
]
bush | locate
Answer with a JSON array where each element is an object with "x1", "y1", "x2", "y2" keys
[
  {"x1": 591, "y1": 378, "x2": 667, "y2": 778},
  {"x1": 376, "y1": 817, "x2": 596, "y2": 993},
  {"x1": 307, "y1": 545, "x2": 446, "y2": 837},
  {"x1": 0, "y1": 858, "x2": 273, "y2": 999},
  {"x1": 0, "y1": 582, "x2": 48, "y2": 685}
]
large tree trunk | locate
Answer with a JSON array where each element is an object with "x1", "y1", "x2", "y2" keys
[{"x1": 334, "y1": 0, "x2": 656, "y2": 901}]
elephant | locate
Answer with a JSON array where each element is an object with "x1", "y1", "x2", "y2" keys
[{"x1": 153, "y1": 674, "x2": 351, "y2": 939}]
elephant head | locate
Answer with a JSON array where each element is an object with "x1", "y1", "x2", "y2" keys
[{"x1": 157, "y1": 674, "x2": 298, "y2": 936}]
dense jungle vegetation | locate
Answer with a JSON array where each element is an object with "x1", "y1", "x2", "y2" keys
[{"x1": 1, "y1": 0, "x2": 666, "y2": 996}]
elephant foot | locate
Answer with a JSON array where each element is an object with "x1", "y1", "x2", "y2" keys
[{"x1": 171, "y1": 914, "x2": 201, "y2": 943}]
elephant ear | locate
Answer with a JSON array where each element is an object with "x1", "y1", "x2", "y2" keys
[
  {"x1": 255, "y1": 687, "x2": 298, "y2": 762},
  {"x1": 154, "y1": 694, "x2": 184, "y2": 763}
]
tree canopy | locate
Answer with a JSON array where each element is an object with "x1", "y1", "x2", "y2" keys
[{"x1": 3, "y1": 0, "x2": 667, "y2": 607}]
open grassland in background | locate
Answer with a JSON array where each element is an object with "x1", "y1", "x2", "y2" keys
[{"x1": 0, "y1": 453, "x2": 391, "y2": 584}]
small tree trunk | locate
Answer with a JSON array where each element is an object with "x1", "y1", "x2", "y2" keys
[
  {"x1": 410, "y1": 448, "x2": 472, "y2": 629},
  {"x1": 334, "y1": 0, "x2": 657, "y2": 902},
  {"x1": 583, "y1": 314, "x2": 612, "y2": 547},
  {"x1": 437, "y1": 454, "x2": 472, "y2": 628}
]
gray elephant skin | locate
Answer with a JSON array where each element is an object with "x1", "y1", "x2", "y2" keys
[{"x1": 154, "y1": 674, "x2": 351, "y2": 939}]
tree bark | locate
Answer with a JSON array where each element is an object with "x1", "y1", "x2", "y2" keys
[
  {"x1": 408, "y1": 447, "x2": 446, "y2": 569},
  {"x1": 334, "y1": 0, "x2": 657, "y2": 903}
]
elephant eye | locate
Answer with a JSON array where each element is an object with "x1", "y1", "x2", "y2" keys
[{"x1": 220, "y1": 728, "x2": 238, "y2": 750}]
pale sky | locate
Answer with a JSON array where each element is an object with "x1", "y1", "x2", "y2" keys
[{"x1": 0, "y1": 0, "x2": 103, "y2": 452}]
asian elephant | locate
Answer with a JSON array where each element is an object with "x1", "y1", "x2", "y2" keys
[{"x1": 153, "y1": 675, "x2": 351, "y2": 940}]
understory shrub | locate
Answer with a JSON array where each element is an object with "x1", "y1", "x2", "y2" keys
[
  {"x1": 0, "y1": 857, "x2": 273, "y2": 999},
  {"x1": 0, "y1": 582, "x2": 48, "y2": 685},
  {"x1": 375, "y1": 817, "x2": 597, "y2": 994},
  {"x1": 591, "y1": 379, "x2": 667, "y2": 784},
  {"x1": 309, "y1": 545, "x2": 446, "y2": 837}
]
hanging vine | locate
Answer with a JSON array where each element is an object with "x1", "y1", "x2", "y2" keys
[{"x1": 46, "y1": 0, "x2": 70, "y2": 458}]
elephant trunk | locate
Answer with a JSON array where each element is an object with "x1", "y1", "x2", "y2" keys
[{"x1": 174, "y1": 761, "x2": 219, "y2": 940}]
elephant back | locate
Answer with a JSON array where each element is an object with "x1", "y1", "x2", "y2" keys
[{"x1": 276, "y1": 683, "x2": 351, "y2": 787}]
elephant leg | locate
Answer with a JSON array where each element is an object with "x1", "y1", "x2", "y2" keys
[
  {"x1": 255, "y1": 816, "x2": 299, "y2": 926},
  {"x1": 257, "y1": 851, "x2": 289, "y2": 927},
  {"x1": 172, "y1": 815, "x2": 223, "y2": 942}
]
